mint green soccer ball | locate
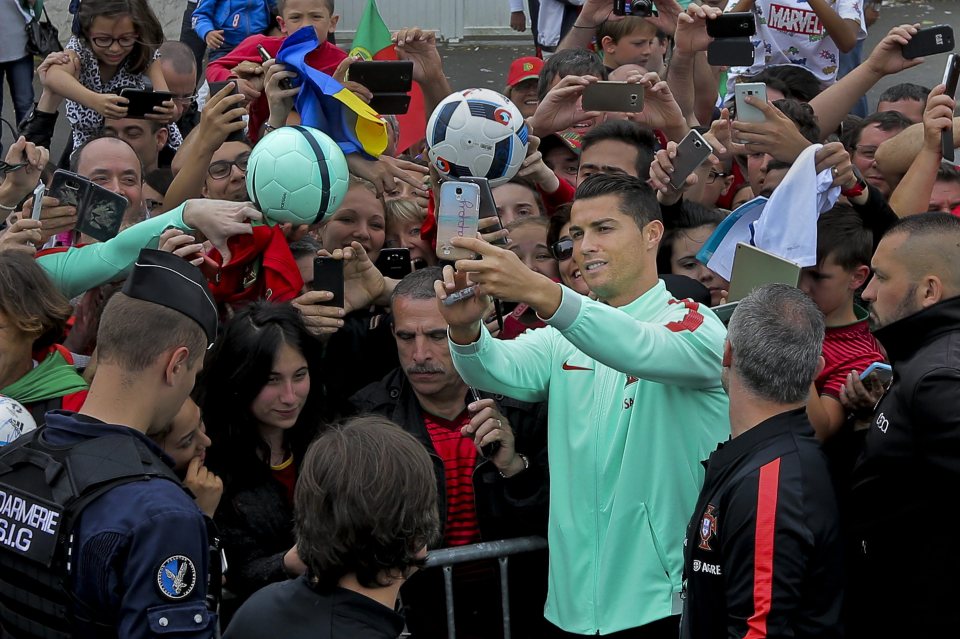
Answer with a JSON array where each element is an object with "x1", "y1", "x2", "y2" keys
[{"x1": 246, "y1": 126, "x2": 350, "y2": 225}]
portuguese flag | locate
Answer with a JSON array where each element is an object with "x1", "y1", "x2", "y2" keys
[{"x1": 349, "y1": 0, "x2": 426, "y2": 154}]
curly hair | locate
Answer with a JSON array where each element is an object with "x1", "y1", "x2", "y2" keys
[{"x1": 296, "y1": 415, "x2": 440, "y2": 590}]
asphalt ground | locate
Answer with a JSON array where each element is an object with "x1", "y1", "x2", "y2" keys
[{"x1": 3, "y1": 0, "x2": 954, "y2": 162}]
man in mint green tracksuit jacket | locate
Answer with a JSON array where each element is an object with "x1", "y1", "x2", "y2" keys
[{"x1": 436, "y1": 174, "x2": 730, "y2": 637}]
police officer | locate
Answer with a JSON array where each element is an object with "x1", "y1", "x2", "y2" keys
[
  {"x1": 681, "y1": 285, "x2": 844, "y2": 639},
  {"x1": 0, "y1": 249, "x2": 219, "y2": 638}
]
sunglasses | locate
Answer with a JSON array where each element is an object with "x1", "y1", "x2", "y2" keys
[{"x1": 550, "y1": 238, "x2": 573, "y2": 261}]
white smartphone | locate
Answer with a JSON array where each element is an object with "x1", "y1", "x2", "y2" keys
[
  {"x1": 30, "y1": 182, "x2": 45, "y2": 221},
  {"x1": 734, "y1": 82, "x2": 768, "y2": 124},
  {"x1": 436, "y1": 181, "x2": 481, "y2": 261}
]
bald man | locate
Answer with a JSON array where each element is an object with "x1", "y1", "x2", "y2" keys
[{"x1": 847, "y1": 212, "x2": 960, "y2": 637}]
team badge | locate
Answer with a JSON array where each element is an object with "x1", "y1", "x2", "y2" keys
[
  {"x1": 157, "y1": 555, "x2": 197, "y2": 600},
  {"x1": 698, "y1": 504, "x2": 718, "y2": 551}
]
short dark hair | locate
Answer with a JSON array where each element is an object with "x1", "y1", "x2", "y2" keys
[
  {"x1": 888, "y1": 211, "x2": 960, "y2": 242},
  {"x1": 538, "y1": 49, "x2": 607, "y2": 102},
  {"x1": 278, "y1": 0, "x2": 334, "y2": 17},
  {"x1": 295, "y1": 415, "x2": 439, "y2": 591},
  {"x1": 78, "y1": 0, "x2": 164, "y2": 75},
  {"x1": 744, "y1": 65, "x2": 822, "y2": 102},
  {"x1": 816, "y1": 204, "x2": 872, "y2": 270},
  {"x1": 657, "y1": 201, "x2": 726, "y2": 273},
  {"x1": 842, "y1": 110, "x2": 912, "y2": 150},
  {"x1": 773, "y1": 98, "x2": 820, "y2": 144},
  {"x1": 288, "y1": 237, "x2": 321, "y2": 260},
  {"x1": 390, "y1": 266, "x2": 443, "y2": 306},
  {"x1": 574, "y1": 173, "x2": 661, "y2": 231},
  {"x1": 581, "y1": 119, "x2": 657, "y2": 180},
  {"x1": 0, "y1": 253, "x2": 73, "y2": 352},
  {"x1": 936, "y1": 165, "x2": 960, "y2": 184},
  {"x1": 158, "y1": 41, "x2": 197, "y2": 75},
  {"x1": 96, "y1": 293, "x2": 207, "y2": 372},
  {"x1": 877, "y1": 82, "x2": 930, "y2": 107},
  {"x1": 70, "y1": 135, "x2": 144, "y2": 177},
  {"x1": 547, "y1": 203, "x2": 572, "y2": 247}
]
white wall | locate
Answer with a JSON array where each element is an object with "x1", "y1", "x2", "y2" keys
[{"x1": 45, "y1": 0, "x2": 521, "y2": 44}]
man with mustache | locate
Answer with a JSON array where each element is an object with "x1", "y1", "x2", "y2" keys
[{"x1": 350, "y1": 266, "x2": 549, "y2": 638}]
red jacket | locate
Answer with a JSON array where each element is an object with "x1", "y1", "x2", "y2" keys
[{"x1": 206, "y1": 34, "x2": 347, "y2": 143}]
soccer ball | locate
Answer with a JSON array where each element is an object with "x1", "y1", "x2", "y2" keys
[
  {"x1": 0, "y1": 396, "x2": 35, "y2": 446},
  {"x1": 246, "y1": 126, "x2": 350, "y2": 226},
  {"x1": 426, "y1": 88, "x2": 529, "y2": 188}
]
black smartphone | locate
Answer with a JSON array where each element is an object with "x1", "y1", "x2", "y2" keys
[
  {"x1": 208, "y1": 81, "x2": 246, "y2": 142},
  {"x1": 369, "y1": 92, "x2": 411, "y2": 115},
  {"x1": 312, "y1": 257, "x2": 344, "y2": 307},
  {"x1": 50, "y1": 170, "x2": 127, "y2": 242},
  {"x1": 942, "y1": 54, "x2": 960, "y2": 165},
  {"x1": 707, "y1": 38, "x2": 755, "y2": 67},
  {"x1": 118, "y1": 89, "x2": 175, "y2": 119},
  {"x1": 613, "y1": 0, "x2": 656, "y2": 17},
  {"x1": 902, "y1": 24, "x2": 955, "y2": 59},
  {"x1": 706, "y1": 12, "x2": 756, "y2": 38},
  {"x1": 257, "y1": 44, "x2": 293, "y2": 91},
  {"x1": 376, "y1": 248, "x2": 412, "y2": 279},
  {"x1": 348, "y1": 60, "x2": 414, "y2": 94}
]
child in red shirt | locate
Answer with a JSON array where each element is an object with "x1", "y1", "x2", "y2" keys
[{"x1": 206, "y1": 0, "x2": 346, "y2": 142}]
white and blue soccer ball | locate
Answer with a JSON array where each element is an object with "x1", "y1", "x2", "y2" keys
[
  {"x1": 0, "y1": 396, "x2": 35, "y2": 446},
  {"x1": 246, "y1": 126, "x2": 351, "y2": 226},
  {"x1": 426, "y1": 88, "x2": 529, "y2": 188}
]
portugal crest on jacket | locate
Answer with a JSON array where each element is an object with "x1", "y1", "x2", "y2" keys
[{"x1": 699, "y1": 504, "x2": 718, "y2": 551}]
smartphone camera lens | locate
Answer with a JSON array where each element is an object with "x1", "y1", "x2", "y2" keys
[
  {"x1": 455, "y1": 187, "x2": 463, "y2": 195},
  {"x1": 694, "y1": 141, "x2": 702, "y2": 148}
]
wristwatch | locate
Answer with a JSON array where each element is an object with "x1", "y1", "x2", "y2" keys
[
  {"x1": 499, "y1": 453, "x2": 529, "y2": 478},
  {"x1": 841, "y1": 166, "x2": 868, "y2": 199}
]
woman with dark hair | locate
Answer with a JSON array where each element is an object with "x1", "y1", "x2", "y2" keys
[
  {"x1": 196, "y1": 301, "x2": 325, "y2": 602},
  {"x1": 657, "y1": 201, "x2": 730, "y2": 307}
]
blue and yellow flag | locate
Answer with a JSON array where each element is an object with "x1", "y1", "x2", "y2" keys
[{"x1": 277, "y1": 26, "x2": 387, "y2": 159}]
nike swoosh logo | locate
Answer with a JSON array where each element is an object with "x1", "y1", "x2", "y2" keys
[{"x1": 562, "y1": 361, "x2": 593, "y2": 371}]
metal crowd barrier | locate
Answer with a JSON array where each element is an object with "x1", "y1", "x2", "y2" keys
[{"x1": 422, "y1": 536, "x2": 548, "y2": 639}]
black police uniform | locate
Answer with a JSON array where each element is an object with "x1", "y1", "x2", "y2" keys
[
  {"x1": 848, "y1": 296, "x2": 960, "y2": 637},
  {"x1": 680, "y1": 408, "x2": 844, "y2": 639}
]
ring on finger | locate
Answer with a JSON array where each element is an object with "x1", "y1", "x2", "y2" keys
[{"x1": 495, "y1": 419, "x2": 503, "y2": 430}]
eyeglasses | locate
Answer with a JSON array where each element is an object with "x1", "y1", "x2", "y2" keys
[
  {"x1": 854, "y1": 145, "x2": 878, "y2": 161},
  {"x1": 145, "y1": 198, "x2": 163, "y2": 214},
  {"x1": 90, "y1": 35, "x2": 138, "y2": 49},
  {"x1": 207, "y1": 153, "x2": 250, "y2": 180},
  {"x1": 550, "y1": 238, "x2": 573, "y2": 261},
  {"x1": 172, "y1": 94, "x2": 198, "y2": 105},
  {"x1": 707, "y1": 170, "x2": 729, "y2": 184}
]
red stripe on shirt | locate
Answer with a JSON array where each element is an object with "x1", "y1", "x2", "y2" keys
[
  {"x1": 745, "y1": 458, "x2": 781, "y2": 639},
  {"x1": 666, "y1": 299, "x2": 705, "y2": 333},
  {"x1": 424, "y1": 410, "x2": 480, "y2": 547}
]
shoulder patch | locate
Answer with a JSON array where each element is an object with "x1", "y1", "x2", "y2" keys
[{"x1": 157, "y1": 555, "x2": 197, "y2": 600}]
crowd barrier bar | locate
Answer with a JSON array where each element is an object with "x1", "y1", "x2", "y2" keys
[{"x1": 421, "y1": 536, "x2": 548, "y2": 639}]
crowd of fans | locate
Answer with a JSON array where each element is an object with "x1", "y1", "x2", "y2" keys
[{"x1": 0, "y1": 0, "x2": 958, "y2": 637}]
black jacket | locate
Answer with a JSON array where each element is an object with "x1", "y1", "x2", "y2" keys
[
  {"x1": 350, "y1": 367, "x2": 549, "y2": 541},
  {"x1": 223, "y1": 578, "x2": 404, "y2": 639},
  {"x1": 848, "y1": 296, "x2": 960, "y2": 636},
  {"x1": 681, "y1": 408, "x2": 843, "y2": 639}
]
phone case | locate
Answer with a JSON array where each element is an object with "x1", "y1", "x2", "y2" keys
[
  {"x1": 942, "y1": 54, "x2": 960, "y2": 163},
  {"x1": 706, "y1": 13, "x2": 756, "y2": 38},
  {"x1": 669, "y1": 131, "x2": 714, "y2": 190},
  {"x1": 349, "y1": 61, "x2": 414, "y2": 93},
  {"x1": 75, "y1": 182, "x2": 128, "y2": 243},
  {"x1": 707, "y1": 38, "x2": 755, "y2": 67},
  {"x1": 312, "y1": 257, "x2": 344, "y2": 306},
  {"x1": 118, "y1": 89, "x2": 175, "y2": 119},
  {"x1": 375, "y1": 248, "x2": 412, "y2": 279},
  {"x1": 459, "y1": 176, "x2": 508, "y2": 247},
  {"x1": 30, "y1": 183, "x2": 45, "y2": 221},
  {"x1": 582, "y1": 82, "x2": 644, "y2": 112},
  {"x1": 734, "y1": 82, "x2": 767, "y2": 123},
  {"x1": 436, "y1": 181, "x2": 481, "y2": 261},
  {"x1": 369, "y1": 93, "x2": 411, "y2": 115},
  {"x1": 902, "y1": 25, "x2": 954, "y2": 60},
  {"x1": 49, "y1": 169, "x2": 85, "y2": 209}
]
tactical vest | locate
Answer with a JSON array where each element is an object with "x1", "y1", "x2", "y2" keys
[{"x1": 0, "y1": 428, "x2": 182, "y2": 639}]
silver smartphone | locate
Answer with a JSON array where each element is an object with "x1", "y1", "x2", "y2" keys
[
  {"x1": 734, "y1": 82, "x2": 767, "y2": 124},
  {"x1": 669, "y1": 130, "x2": 714, "y2": 190},
  {"x1": 582, "y1": 81, "x2": 644, "y2": 112},
  {"x1": 726, "y1": 242, "x2": 801, "y2": 302},
  {"x1": 941, "y1": 54, "x2": 959, "y2": 166},
  {"x1": 30, "y1": 182, "x2": 45, "y2": 221}
]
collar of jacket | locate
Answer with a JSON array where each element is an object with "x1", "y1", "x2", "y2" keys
[
  {"x1": 705, "y1": 407, "x2": 810, "y2": 471},
  {"x1": 872, "y1": 295, "x2": 960, "y2": 364}
]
